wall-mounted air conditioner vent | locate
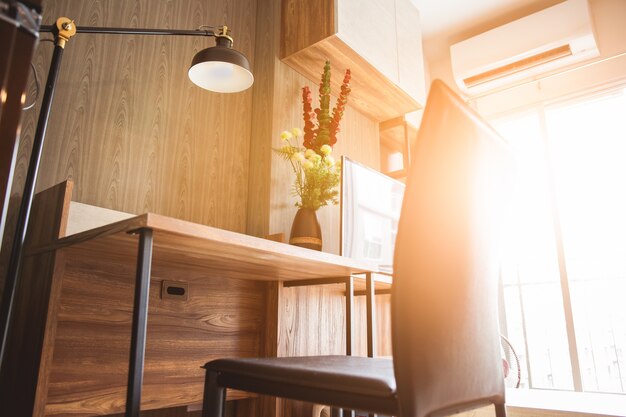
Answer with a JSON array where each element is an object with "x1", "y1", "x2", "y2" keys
[{"x1": 450, "y1": 0, "x2": 599, "y2": 96}]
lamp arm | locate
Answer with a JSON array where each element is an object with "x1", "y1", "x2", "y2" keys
[
  {"x1": 39, "y1": 24, "x2": 218, "y2": 38},
  {"x1": 37, "y1": 20, "x2": 237, "y2": 48}
]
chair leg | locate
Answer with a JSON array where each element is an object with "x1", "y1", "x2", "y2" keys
[
  {"x1": 494, "y1": 402, "x2": 507, "y2": 417},
  {"x1": 330, "y1": 408, "x2": 357, "y2": 417},
  {"x1": 331, "y1": 407, "x2": 343, "y2": 417},
  {"x1": 202, "y1": 369, "x2": 226, "y2": 417}
]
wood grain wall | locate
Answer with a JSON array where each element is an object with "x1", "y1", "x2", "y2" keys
[
  {"x1": 17, "y1": 0, "x2": 257, "y2": 233},
  {"x1": 45, "y1": 242, "x2": 269, "y2": 417}
]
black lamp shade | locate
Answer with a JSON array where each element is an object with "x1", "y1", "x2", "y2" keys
[{"x1": 188, "y1": 44, "x2": 253, "y2": 93}]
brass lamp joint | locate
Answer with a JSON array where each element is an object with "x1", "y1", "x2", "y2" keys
[
  {"x1": 54, "y1": 17, "x2": 77, "y2": 48},
  {"x1": 216, "y1": 25, "x2": 234, "y2": 47}
]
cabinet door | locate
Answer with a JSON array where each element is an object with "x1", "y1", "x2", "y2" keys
[
  {"x1": 395, "y1": 0, "x2": 426, "y2": 105},
  {"x1": 336, "y1": 0, "x2": 399, "y2": 85}
]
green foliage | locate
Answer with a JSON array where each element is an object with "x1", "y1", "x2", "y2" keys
[{"x1": 276, "y1": 134, "x2": 341, "y2": 210}]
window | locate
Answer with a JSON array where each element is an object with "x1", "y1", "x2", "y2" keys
[{"x1": 493, "y1": 85, "x2": 626, "y2": 394}]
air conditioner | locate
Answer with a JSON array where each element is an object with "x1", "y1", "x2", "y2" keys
[{"x1": 450, "y1": 0, "x2": 599, "y2": 96}]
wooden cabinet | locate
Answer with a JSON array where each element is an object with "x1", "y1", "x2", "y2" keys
[
  {"x1": 281, "y1": 0, "x2": 426, "y2": 121},
  {"x1": 395, "y1": 0, "x2": 427, "y2": 106}
]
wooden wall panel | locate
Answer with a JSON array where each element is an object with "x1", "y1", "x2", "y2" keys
[
  {"x1": 16, "y1": 0, "x2": 257, "y2": 233},
  {"x1": 245, "y1": 0, "x2": 281, "y2": 238},
  {"x1": 45, "y1": 243, "x2": 268, "y2": 416},
  {"x1": 279, "y1": 287, "x2": 391, "y2": 359}
]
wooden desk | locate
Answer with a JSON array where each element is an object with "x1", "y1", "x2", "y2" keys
[{"x1": 3, "y1": 187, "x2": 383, "y2": 417}]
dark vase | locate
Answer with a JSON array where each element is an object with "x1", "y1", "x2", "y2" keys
[{"x1": 289, "y1": 208, "x2": 322, "y2": 251}]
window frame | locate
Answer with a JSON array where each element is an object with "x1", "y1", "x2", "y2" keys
[{"x1": 490, "y1": 81, "x2": 626, "y2": 394}]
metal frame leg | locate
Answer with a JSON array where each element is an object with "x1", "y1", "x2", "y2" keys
[
  {"x1": 366, "y1": 273, "x2": 378, "y2": 417},
  {"x1": 344, "y1": 276, "x2": 353, "y2": 356},
  {"x1": 125, "y1": 228, "x2": 153, "y2": 417},
  {"x1": 365, "y1": 272, "x2": 376, "y2": 358},
  {"x1": 202, "y1": 369, "x2": 226, "y2": 417}
]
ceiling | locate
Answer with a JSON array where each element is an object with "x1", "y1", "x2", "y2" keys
[{"x1": 410, "y1": 0, "x2": 565, "y2": 62}]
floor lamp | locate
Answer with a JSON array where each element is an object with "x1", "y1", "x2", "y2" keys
[{"x1": 0, "y1": 16, "x2": 253, "y2": 417}]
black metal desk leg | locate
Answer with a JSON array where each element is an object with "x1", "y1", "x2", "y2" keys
[
  {"x1": 126, "y1": 228, "x2": 154, "y2": 417},
  {"x1": 344, "y1": 276, "x2": 354, "y2": 356},
  {"x1": 365, "y1": 272, "x2": 377, "y2": 358}
]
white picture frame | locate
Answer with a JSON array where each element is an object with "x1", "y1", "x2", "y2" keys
[{"x1": 340, "y1": 157, "x2": 405, "y2": 273}]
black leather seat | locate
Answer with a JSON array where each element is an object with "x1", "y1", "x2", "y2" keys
[
  {"x1": 201, "y1": 80, "x2": 513, "y2": 417},
  {"x1": 207, "y1": 356, "x2": 397, "y2": 415}
]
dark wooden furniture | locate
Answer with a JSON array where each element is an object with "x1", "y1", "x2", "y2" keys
[
  {"x1": 0, "y1": 1, "x2": 40, "y2": 232},
  {"x1": 0, "y1": 184, "x2": 383, "y2": 417},
  {"x1": 201, "y1": 80, "x2": 513, "y2": 417},
  {"x1": 0, "y1": 1, "x2": 42, "y2": 364}
]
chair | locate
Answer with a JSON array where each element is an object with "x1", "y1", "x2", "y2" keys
[{"x1": 201, "y1": 79, "x2": 513, "y2": 417}]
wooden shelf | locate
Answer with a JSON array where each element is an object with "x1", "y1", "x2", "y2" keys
[
  {"x1": 380, "y1": 116, "x2": 417, "y2": 153},
  {"x1": 281, "y1": 0, "x2": 426, "y2": 121},
  {"x1": 379, "y1": 116, "x2": 418, "y2": 176}
]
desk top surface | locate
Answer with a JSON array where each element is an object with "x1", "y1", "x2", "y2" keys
[{"x1": 36, "y1": 212, "x2": 383, "y2": 282}]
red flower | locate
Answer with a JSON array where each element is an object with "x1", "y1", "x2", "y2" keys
[
  {"x1": 302, "y1": 86, "x2": 317, "y2": 149},
  {"x1": 300, "y1": 61, "x2": 351, "y2": 152}
]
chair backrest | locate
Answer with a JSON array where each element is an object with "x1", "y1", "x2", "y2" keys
[{"x1": 391, "y1": 80, "x2": 513, "y2": 417}]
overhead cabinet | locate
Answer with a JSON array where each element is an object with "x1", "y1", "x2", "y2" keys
[{"x1": 281, "y1": 0, "x2": 426, "y2": 121}]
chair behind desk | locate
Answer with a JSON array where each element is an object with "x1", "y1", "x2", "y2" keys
[{"x1": 201, "y1": 79, "x2": 513, "y2": 417}]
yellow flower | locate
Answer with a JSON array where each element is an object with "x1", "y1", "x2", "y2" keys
[
  {"x1": 292, "y1": 127, "x2": 303, "y2": 137},
  {"x1": 303, "y1": 160, "x2": 314, "y2": 170},
  {"x1": 311, "y1": 154, "x2": 322, "y2": 163},
  {"x1": 320, "y1": 144, "x2": 332, "y2": 156},
  {"x1": 292, "y1": 152, "x2": 305, "y2": 162},
  {"x1": 324, "y1": 155, "x2": 335, "y2": 166},
  {"x1": 280, "y1": 130, "x2": 293, "y2": 141},
  {"x1": 305, "y1": 149, "x2": 316, "y2": 159},
  {"x1": 280, "y1": 144, "x2": 292, "y2": 154}
]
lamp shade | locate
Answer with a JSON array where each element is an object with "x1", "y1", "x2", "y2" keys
[{"x1": 188, "y1": 41, "x2": 253, "y2": 93}]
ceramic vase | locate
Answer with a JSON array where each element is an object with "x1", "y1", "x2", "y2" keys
[{"x1": 289, "y1": 208, "x2": 322, "y2": 251}]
